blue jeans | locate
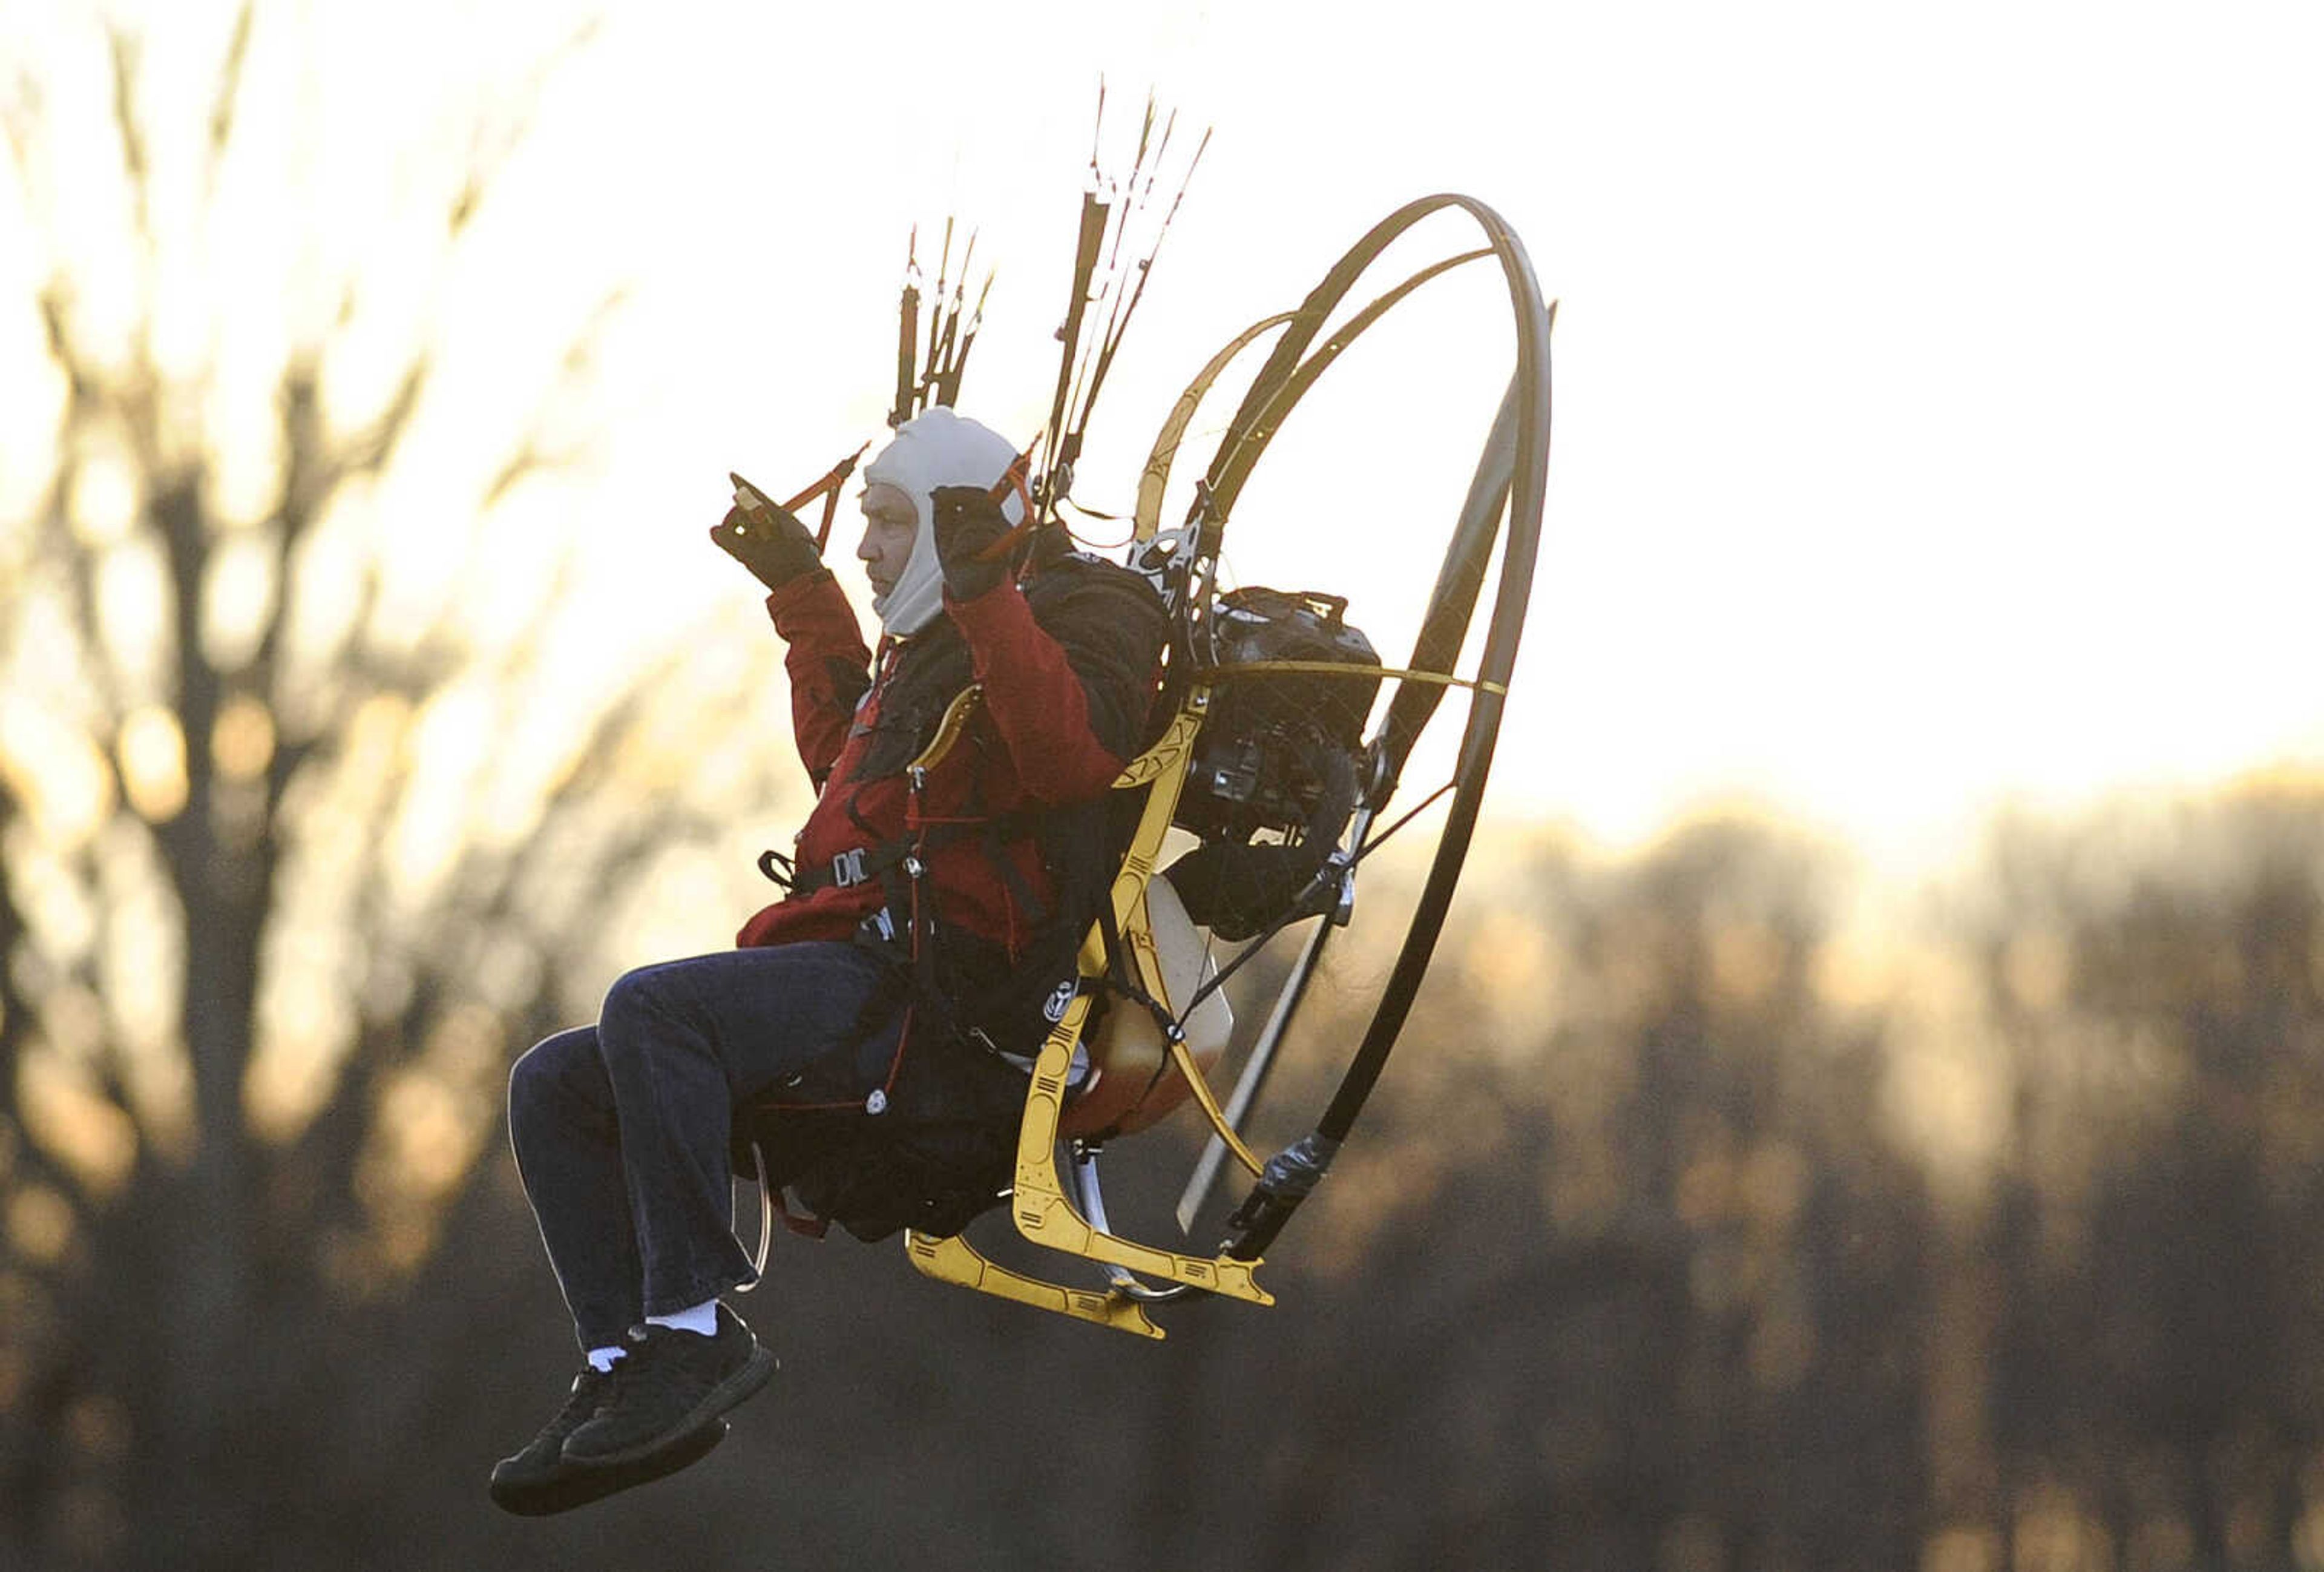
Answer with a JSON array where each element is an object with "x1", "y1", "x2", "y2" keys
[{"x1": 507, "y1": 942, "x2": 905, "y2": 1351}]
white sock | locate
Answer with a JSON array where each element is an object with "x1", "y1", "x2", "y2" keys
[
  {"x1": 586, "y1": 1346, "x2": 626, "y2": 1373},
  {"x1": 646, "y1": 1298, "x2": 720, "y2": 1338}
]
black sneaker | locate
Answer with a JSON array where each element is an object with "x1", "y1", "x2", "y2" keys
[
  {"x1": 489, "y1": 1364, "x2": 728, "y2": 1516},
  {"x1": 559, "y1": 1305, "x2": 776, "y2": 1469}
]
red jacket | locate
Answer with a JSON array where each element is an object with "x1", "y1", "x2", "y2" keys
[{"x1": 737, "y1": 553, "x2": 1167, "y2": 960}]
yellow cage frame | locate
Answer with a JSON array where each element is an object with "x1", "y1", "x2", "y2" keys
[{"x1": 899, "y1": 682, "x2": 1274, "y2": 1339}]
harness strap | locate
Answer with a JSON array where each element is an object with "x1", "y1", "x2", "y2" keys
[
  {"x1": 982, "y1": 818, "x2": 1049, "y2": 933},
  {"x1": 769, "y1": 804, "x2": 1051, "y2": 897},
  {"x1": 783, "y1": 441, "x2": 872, "y2": 553},
  {"x1": 772, "y1": 1184, "x2": 832, "y2": 1240},
  {"x1": 1090, "y1": 880, "x2": 1187, "y2": 1111}
]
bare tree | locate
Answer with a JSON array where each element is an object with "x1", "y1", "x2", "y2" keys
[
  {"x1": 0, "y1": 8, "x2": 784, "y2": 1566},
  {"x1": 1966, "y1": 790, "x2": 2324, "y2": 1570}
]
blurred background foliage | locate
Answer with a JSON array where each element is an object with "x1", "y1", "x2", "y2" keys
[{"x1": 6, "y1": 6, "x2": 2324, "y2": 1571}]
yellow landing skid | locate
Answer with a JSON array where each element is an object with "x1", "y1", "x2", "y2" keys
[
  {"x1": 905, "y1": 1231, "x2": 1163, "y2": 1340},
  {"x1": 902, "y1": 992, "x2": 1272, "y2": 1339},
  {"x1": 900, "y1": 685, "x2": 1275, "y2": 1337},
  {"x1": 1005, "y1": 995, "x2": 1271, "y2": 1308}
]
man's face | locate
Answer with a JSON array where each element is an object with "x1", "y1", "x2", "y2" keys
[{"x1": 856, "y1": 482, "x2": 917, "y2": 598}]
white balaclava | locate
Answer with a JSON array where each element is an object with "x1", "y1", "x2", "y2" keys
[{"x1": 862, "y1": 407, "x2": 1028, "y2": 638}]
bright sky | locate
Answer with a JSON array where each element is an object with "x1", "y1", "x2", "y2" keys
[{"x1": 15, "y1": 0, "x2": 2324, "y2": 878}]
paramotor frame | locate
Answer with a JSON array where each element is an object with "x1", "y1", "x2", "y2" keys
[{"x1": 898, "y1": 191, "x2": 1555, "y2": 1336}]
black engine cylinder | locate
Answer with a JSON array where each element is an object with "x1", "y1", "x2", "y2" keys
[{"x1": 1175, "y1": 587, "x2": 1379, "y2": 843}]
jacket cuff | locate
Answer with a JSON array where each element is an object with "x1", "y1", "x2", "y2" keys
[
  {"x1": 765, "y1": 566, "x2": 842, "y2": 626},
  {"x1": 940, "y1": 576, "x2": 1028, "y2": 639}
]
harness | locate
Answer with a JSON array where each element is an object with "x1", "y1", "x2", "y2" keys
[
  {"x1": 735, "y1": 561, "x2": 1169, "y2": 1245},
  {"x1": 759, "y1": 746, "x2": 1062, "y2": 1045},
  {"x1": 764, "y1": 787, "x2": 1050, "y2": 929}
]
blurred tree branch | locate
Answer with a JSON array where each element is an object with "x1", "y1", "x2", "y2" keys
[{"x1": 0, "y1": 7, "x2": 778, "y2": 1566}]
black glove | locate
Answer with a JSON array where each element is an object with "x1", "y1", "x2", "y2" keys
[
  {"x1": 929, "y1": 484, "x2": 1015, "y2": 602},
  {"x1": 711, "y1": 499, "x2": 822, "y2": 593}
]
